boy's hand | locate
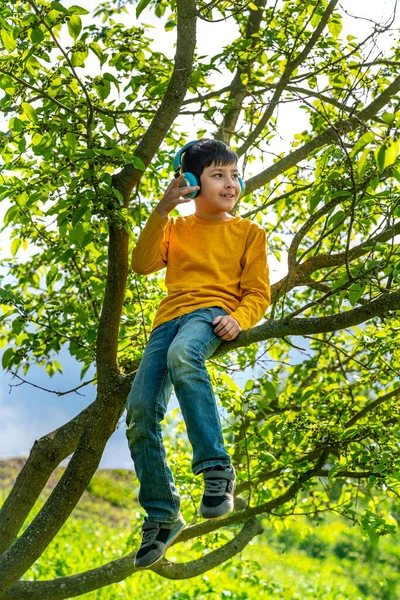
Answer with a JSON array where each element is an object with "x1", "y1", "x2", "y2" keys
[
  {"x1": 212, "y1": 315, "x2": 241, "y2": 340},
  {"x1": 155, "y1": 174, "x2": 200, "y2": 218}
]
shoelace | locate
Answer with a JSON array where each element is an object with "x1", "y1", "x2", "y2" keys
[
  {"x1": 141, "y1": 526, "x2": 159, "y2": 547},
  {"x1": 204, "y1": 477, "x2": 227, "y2": 496}
]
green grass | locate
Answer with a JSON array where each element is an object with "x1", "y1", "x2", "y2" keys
[{"x1": 0, "y1": 459, "x2": 399, "y2": 599}]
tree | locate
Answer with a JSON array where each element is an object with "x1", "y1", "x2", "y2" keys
[{"x1": 0, "y1": 0, "x2": 399, "y2": 596}]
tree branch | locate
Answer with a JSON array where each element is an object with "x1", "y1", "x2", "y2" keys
[
  {"x1": 2, "y1": 448, "x2": 327, "y2": 599},
  {"x1": 0, "y1": 67, "x2": 86, "y2": 126},
  {"x1": 1, "y1": 518, "x2": 262, "y2": 599},
  {"x1": 345, "y1": 387, "x2": 400, "y2": 428},
  {"x1": 154, "y1": 518, "x2": 263, "y2": 578},
  {"x1": 112, "y1": 0, "x2": 197, "y2": 205},
  {"x1": 215, "y1": 0, "x2": 267, "y2": 144},
  {"x1": 244, "y1": 73, "x2": 400, "y2": 195},
  {"x1": 237, "y1": 0, "x2": 340, "y2": 157},
  {"x1": 95, "y1": 0, "x2": 197, "y2": 385},
  {"x1": 0, "y1": 402, "x2": 95, "y2": 554},
  {"x1": 211, "y1": 291, "x2": 400, "y2": 357},
  {"x1": 272, "y1": 220, "x2": 400, "y2": 301}
]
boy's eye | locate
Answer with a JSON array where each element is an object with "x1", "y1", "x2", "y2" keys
[{"x1": 213, "y1": 173, "x2": 240, "y2": 178}]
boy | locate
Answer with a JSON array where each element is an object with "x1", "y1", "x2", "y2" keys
[{"x1": 125, "y1": 138, "x2": 270, "y2": 569}]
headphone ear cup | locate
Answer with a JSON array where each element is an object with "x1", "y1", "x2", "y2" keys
[
  {"x1": 238, "y1": 177, "x2": 246, "y2": 197},
  {"x1": 180, "y1": 172, "x2": 200, "y2": 199}
]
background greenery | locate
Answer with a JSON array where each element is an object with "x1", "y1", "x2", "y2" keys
[
  {"x1": 1, "y1": 458, "x2": 398, "y2": 600},
  {"x1": 0, "y1": 0, "x2": 399, "y2": 597}
]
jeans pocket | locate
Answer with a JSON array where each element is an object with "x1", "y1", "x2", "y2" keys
[{"x1": 205, "y1": 306, "x2": 228, "y2": 321}]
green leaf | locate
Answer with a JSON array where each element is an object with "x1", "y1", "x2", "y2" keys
[
  {"x1": 328, "y1": 16, "x2": 342, "y2": 37},
  {"x1": 89, "y1": 42, "x2": 107, "y2": 66},
  {"x1": 220, "y1": 372, "x2": 241, "y2": 393},
  {"x1": 53, "y1": 359, "x2": 63, "y2": 374},
  {"x1": 381, "y1": 111, "x2": 395, "y2": 124},
  {"x1": 349, "y1": 131, "x2": 374, "y2": 158},
  {"x1": 244, "y1": 379, "x2": 254, "y2": 391},
  {"x1": 1, "y1": 28, "x2": 16, "y2": 52},
  {"x1": 103, "y1": 72, "x2": 120, "y2": 90},
  {"x1": 136, "y1": 0, "x2": 152, "y2": 18},
  {"x1": 264, "y1": 381, "x2": 276, "y2": 401},
  {"x1": 69, "y1": 222, "x2": 85, "y2": 245},
  {"x1": 129, "y1": 155, "x2": 146, "y2": 170},
  {"x1": 21, "y1": 102, "x2": 39, "y2": 124},
  {"x1": 69, "y1": 5, "x2": 90, "y2": 14},
  {"x1": 71, "y1": 46, "x2": 88, "y2": 67},
  {"x1": 11, "y1": 238, "x2": 21, "y2": 256},
  {"x1": 30, "y1": 26, "x2": 45, "y2": 44},
  {"x1": 357, "y1": 148, "x2": 370, "y2": 179},
  {"x1": 2, "y1": 347, "x2": 14, "y2": 369},
  {"x1": 340, "y1": 426, "x2": 358, "y2": 440},
  {"x1": 309, "y1": 186, "x2": 325, "y2": 211},
  {"x1": 348, "y1": 282, "x2": 365, "y2": 307},
  {"x1": 50, "y1": 1, "x2": 69, "y2": 13},
  {"x1": 374, "y1": 140, "x2": 399, "y2": 173},
  {"x1": 65, "y1": 132, "x2": 77, "y2": 150},
  {"x1": 95, "y1": 78, "x2": 111, "y2": 100},
  {"x1": 68, "y1": 14, "x2": 82, "y2": 40},
  {"x1": 71, "y1": 204, "x2": 87, "y2": 226},
  {"x1": 12, "y1": 316, "x2": 25, "y2": 335},
  {"x1": 328, "y1": 210, "x2": 345, "y2": 228}
]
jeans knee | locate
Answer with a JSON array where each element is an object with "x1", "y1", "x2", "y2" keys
[
  {"x1": 126, "y1": 400, "x2": 153, "y2": 443},
  {"x1": 167, "y1": 343, "x2": 201, "y2": 376}
]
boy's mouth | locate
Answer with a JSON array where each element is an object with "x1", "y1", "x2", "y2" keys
[{"x1": 220, "y1": 194, "x2": 234, "y2": 198}]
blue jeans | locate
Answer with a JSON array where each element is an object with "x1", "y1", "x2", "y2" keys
[{"x1": 125, "y1": 306, "x2": 232, "y2": 523}]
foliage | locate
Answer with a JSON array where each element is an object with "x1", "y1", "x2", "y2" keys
[
  {"x1": 1, "y1": 461, "x2": 398, "y2": 599},
  {"x1": 0, "y1": 0, "x2": 399, "y2": 597}
]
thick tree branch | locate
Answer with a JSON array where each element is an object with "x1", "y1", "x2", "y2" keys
[
  {"x1": 112, "y1": 0, "x2": 197, "y2": 204},
  {"x1": 1, "y1": 518, "x2": 262, "y2": 599},
  {"x1": 0, "y1": 387, "x2": 126, "y2": 595},
  {"x1": 0, "y1": 402, "x2": 96, "y2": 554},
  {"x1": 211, "y1": 291, "x2": 400, "y2": 357},
  {"x1": 96, "y1": 0, "x2": 197, "y2": 382},
  {"x1": 153, "y1": 518, "x2": 263, "y2": 578}
]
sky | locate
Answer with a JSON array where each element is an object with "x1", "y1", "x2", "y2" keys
[{"x1": 0, "y1": 0, "x2": 399, "y2": 468}]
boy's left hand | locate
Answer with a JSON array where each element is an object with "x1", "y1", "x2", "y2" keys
[{"x1": 212, "y1": 315, "x2": 241, "y2": 340}]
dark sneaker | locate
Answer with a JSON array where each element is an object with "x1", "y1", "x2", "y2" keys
[
  {"x1": 200, "y1": 465, "x2": 236, "y2": 519},
  {"x1": 134, "y1": 515, "x2": 186, "y2": 569}
]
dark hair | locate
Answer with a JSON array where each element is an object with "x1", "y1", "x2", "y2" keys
[{"x1": 181, "y1": 138, "x2": 238, "y2": 178}]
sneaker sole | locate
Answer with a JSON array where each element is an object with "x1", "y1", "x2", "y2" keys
[{"x1": 134, "y1": 520, "x2": 186, "y2": 570}]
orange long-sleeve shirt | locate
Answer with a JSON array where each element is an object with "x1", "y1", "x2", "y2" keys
[{"x1": 131, "y1": 210, "x2": 271, "y2": 333}]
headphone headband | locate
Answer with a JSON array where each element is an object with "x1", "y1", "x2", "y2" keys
[{"x1": 173, "y1": 140, "x2": 199, "y2": 174}]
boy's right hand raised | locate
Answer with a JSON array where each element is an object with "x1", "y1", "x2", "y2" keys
[{"x1": 155, "y1": 174, "x2": 200, "y2": 219}]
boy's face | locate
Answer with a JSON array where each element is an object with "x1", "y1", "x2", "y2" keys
[{"x1": 195, "y1": 161, "x2": 241, "y2": 218}]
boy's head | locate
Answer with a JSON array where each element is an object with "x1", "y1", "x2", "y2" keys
[
  {"x1": 181, "y1": 138, "x2": 238, "y2": 179},
  {"x1": 181, "y1": 139, "x2": 242, "y2": 219}
]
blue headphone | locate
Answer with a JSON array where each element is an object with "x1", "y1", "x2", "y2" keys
[{"x1": 173, "y1": 140, "x2": 246, "y2": 199}]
